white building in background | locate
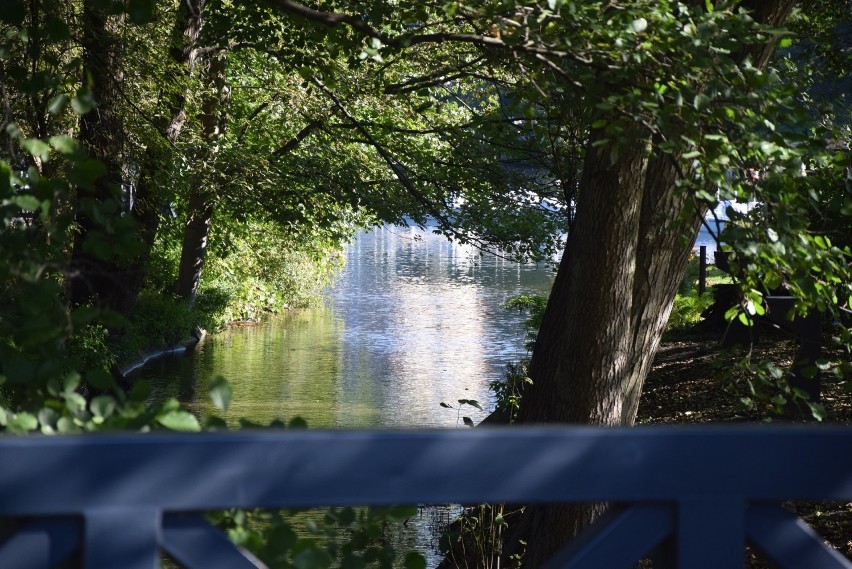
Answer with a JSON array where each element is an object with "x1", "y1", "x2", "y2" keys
[{"x1": 694, "y1": 199, "x2": 760, "y2": 263}]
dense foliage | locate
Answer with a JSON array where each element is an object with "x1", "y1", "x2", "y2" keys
[
  {"x1": 0, "y1": 0, "x2": 569, "y2": 430},
  {"x1": 0, "y1": 0, "x2": 850, "y2": 565}
]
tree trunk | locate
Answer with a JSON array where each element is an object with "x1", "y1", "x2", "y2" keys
[
  {"x1": 165, "y1": 0, "x2": 206, "y2": 143},
  {"x1": 175, "y1": 188, "x2": 215, "y2": 303},
  {"x1": 175, "y1": 54, "x2": 229, "y2": 303},
  {"x1": 125, "y1": 0, "x2": 208, "y2": 305},
  {"x1": 68, "y1": 0, "x2": 208, "y2": 318},
  {"x1": 68, "y1": 1, "x2": 132, "y2": 315},
  {"x1": 507, "y1": 3, "x2": 795, "y2": 565},
  {"x1": 519, "y1": 130, "x2": 650, "y2": 428}
]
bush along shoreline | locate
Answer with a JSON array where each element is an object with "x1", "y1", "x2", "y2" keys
[{"x1": 87, "y1": 227, "x2": 349, "y2": 381}]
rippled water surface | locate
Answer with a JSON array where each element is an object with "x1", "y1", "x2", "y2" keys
[{"x1": 141, "y1": 225, "x2": 555, "y2": 428}]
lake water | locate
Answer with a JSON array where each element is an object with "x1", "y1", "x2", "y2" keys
[{"x1": 140, "y1": 225, "x2": 555, "y2": 428}]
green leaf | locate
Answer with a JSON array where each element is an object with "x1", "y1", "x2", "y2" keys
[
  {"x1": 49, "y1": 135, "x2": 81, "y2": 156},
  {"x1": 57, "y1": 416, "x2": 81, "y2": 434},
  {"x1": 157, "y1": 410, "x2": 201, "y2": 432},
  {"x1": 9, "y1": 412, "x2": 38, "y2": 432},
  {"x1": 91, "y1": 395, "x2": 117, "y2": 420},
  {"x1": 38, "y1": 407, "x2": 58, "y2": 429},
  {"x1": 5, "y1": 122, "x2": 22, "y2": 140},
  {"x1": 44, "y1": 15, "x2": 71, "y2": 40},
  {"x1": 65, "y1": 392, "x2": 87, "y2": 413},
  {"x1": 0, "y1": 0, "x2": 25, "y2": 24},
  {"x1": 204, "y1": 416, "x2": 228, "y2": 429},
  {"x1": 48, "y1": 94, "x2": 70, "y2": 115},
  {"x1": 293, "y1": 546, "x2": 333, "y2": 569},
  {"x1": 693, "y1": 93, "x2": 711, "y2": 111},
  {"x1": 70, "y1": 159, "x2": 106, "y2": 189},
  {"x1": 386, "y1": 505, "x2": 418, "y2": 519},
  {"x1": 724, "y1": 306, "x2": 739, "y2": 322},
  {"x1": 127, "y1": 0, "x2": 156, "y2": 24},
  {"x1": 439, "y1": 402, "x2": 453, "y2": 409},
  {"x1": 337, "y1": 506, "x2": 356, "y2": 526},
  {"x1": 63, "y1": 372, "x2": 81, "y2": 394},
  {"x1": 13, "y1": 195, "x2": 41, "y2": 211},
  {"x1": 209, "y1": 375, "x2": 232, "y2": 411},
  {"x1": 238, "y1": 418, "x2": 264, "y2": 429},
  {"x1": 72, "y1": 87, "x2": 96, "y2": 115},
  {"x1": 630, "y1": 18, "x2": 648, "y2": 33},
  {"x1": 21, "y1": 138, "x2": 51, "y2": 160},
  {"x1": 462, "y1": 416, "x2": 475, "y2": 427},
  {"x1": 0, "y1": 162, "x2": 12, "y2": 197},
  {"x1": 288, "y1": 416, "x2": 308, "y2": 429},
  {"x1": 159, "y1": 397, "x2": 180, "y2": 413},
  {"x1": 808, "y1": 402, "x2": 826, "y2": 422}
]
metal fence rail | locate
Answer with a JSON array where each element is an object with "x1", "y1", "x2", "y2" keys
[{"x1": 1, "y1": 426, "x2": 851, "y2": 569}]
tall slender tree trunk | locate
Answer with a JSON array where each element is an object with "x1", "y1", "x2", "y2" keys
[
  {"x1": 505, "y1": 2, "x2": 795, "y2": 566},
  {"x1": 127, "y1": 0, "x2": 207, "y2": 304},
  {"x1": 175, "y1": 186, "x2": 215, "y2": 303},
  {"x1": 175, "y1": 53, "x2": 229, "y2": 303},
  {"x1": 68, "y1": 0, "x2": 208, "y2": 318}
]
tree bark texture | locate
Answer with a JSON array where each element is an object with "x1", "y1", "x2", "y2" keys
[
  {"x1": 175, "y1": 54, "x2": 230, "y2": 303},
  {"x1": 166, "y1": 0, "x2": 206, "y2": 144},
  {"x1": 507, "y1": 2, "x2": 795, "y2": 566}
]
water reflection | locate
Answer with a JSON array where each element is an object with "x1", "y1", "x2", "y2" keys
[
  {"x1": 141, "y1": 225, "x2": 554, "y2": 429},
  {"x1": 336, "y1": 226, "x2": 551, "y2": 427}
]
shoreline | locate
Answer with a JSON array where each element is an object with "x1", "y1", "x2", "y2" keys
[{"x1": 117, "y1": 326, "x2": 207, "y2": 378}]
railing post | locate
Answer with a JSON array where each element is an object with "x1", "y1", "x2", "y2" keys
[
  {"x1": 676, "y1": 499, "x2": 745, "y2": 568},
  {"x1": 84, "y1": 508, "x2": 161, "y2": 569},
  {"x1": 0, "y1": 518, "x2": 80, "y2": 569}
]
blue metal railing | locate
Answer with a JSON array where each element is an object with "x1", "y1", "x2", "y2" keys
[{"x1": 1, "y1": 426, "x2": 851, "y2": 569}]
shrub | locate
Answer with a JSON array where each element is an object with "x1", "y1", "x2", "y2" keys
[{"x1": 113, "y1": 291, "x2": 195, "y2": 363}]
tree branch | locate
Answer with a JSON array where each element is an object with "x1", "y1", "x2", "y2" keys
[
  {"x1": 264, "y1": 0, "x2": 597, "y2": 64},
  {"x1": 270, "y1": 119, "x2": 325, "y2": 157},
  {"x1": 310, "y1": 77, "x2": 446, "y2": 216}
]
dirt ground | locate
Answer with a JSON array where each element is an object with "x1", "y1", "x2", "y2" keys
[{"x1": 637, "y1": 325, "x2": 852, "y2": 563}]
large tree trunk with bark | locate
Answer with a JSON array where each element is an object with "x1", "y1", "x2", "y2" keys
[
  {"x1": 503, "y1": 133, "x2": 704, "y2": 566},
  {"x1": 175, "y1": 54, "x2": 229, "y2": 303},
  {"x1": 505, "y1": 2, "x2": 795, "y2": 566}
]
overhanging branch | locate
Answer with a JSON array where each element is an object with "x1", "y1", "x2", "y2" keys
[{"x1": 264, "y1": 0, "x2": 601, "y2": 65}]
